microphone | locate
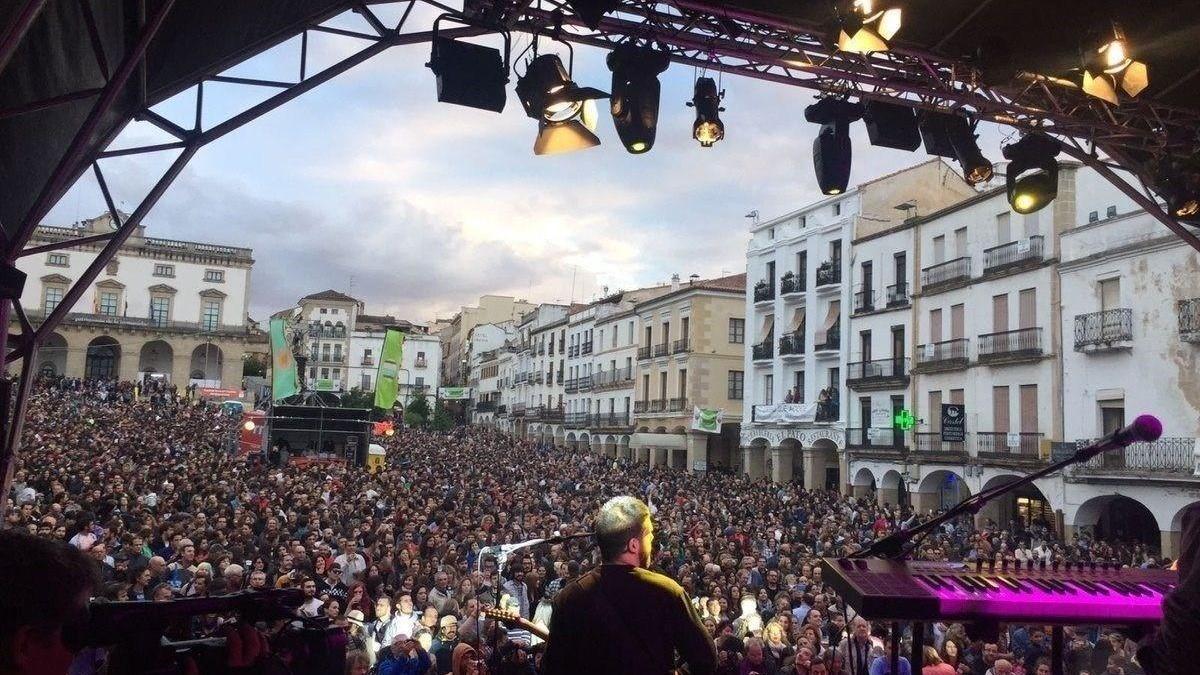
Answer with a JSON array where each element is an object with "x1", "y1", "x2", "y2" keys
[{"x1": 1073, "y1": 414, "x2": 1162, "y2": 461}]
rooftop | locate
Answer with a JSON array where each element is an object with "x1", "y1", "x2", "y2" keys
[{"x1": 300, "y1": 289, "x2": 360, "y2": 304}]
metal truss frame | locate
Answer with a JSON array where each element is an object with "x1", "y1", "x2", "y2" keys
[{"x1": 2, "y1": 0, "x2": 1199, "y2": 496}]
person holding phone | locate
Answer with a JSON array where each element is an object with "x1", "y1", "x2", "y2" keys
[{"x1": 375, "y1": 633, "x2": 431, "y2": 675}]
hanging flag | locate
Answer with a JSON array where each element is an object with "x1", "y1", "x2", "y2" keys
[
  {"x1": 374, "y1": 328, "x2": 405, "y2": 409},
  {"x1": 269, "y1": 318, "x2": 299, "y2": 401},
  {"x1": 691, "y1": 406, "x2": 723, "y2": 434},
  {"x1": 439, "y1": 387, "x2": 472, "y2": 400}
]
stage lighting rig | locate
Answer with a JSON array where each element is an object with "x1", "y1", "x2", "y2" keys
[
  {"x1": 1153, "y1": 161, "x2": 1200, "y2": 225},
  {"x1": 1082, "y1": 23, "x2": 1148, "y2": 105},
  {"x1": 832, "y1": 0, "x2": 902, "y2": 54},
  {"x1": 862, "y1": 100, "x2": 920, "y2": 152},
  {"x1": 806, "y1": 98, "x2": 862, "y2": 195},
  {"x1": 1002, "y1": 133, "x2": 1061, "y2": 214},
  {"x1": 426, "y1": 14, "x2": 509, "y2": 113},
  {"x1": 516, "y1": 51, "x2": 609, "y2": 156},
  {"x1": 564, "y1": 0, "x2": 620, "y2": 30},
  {"x1": 919, "y1": 112, "x2": 993, "y2": 186},
  {"x1": 688, "y1": 77, "x2": 725, "y2": 148},
  {"x1": 607, "y1": 45, "x2": 670, "y2": 154}
]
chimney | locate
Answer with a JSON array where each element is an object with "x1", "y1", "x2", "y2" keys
[{"x1": 671, "y1": 274, "x2": 680, "y2": 291}]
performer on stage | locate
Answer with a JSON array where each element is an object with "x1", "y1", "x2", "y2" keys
[
  {"x1": 1138, "y1": 503, "x2": 1200, "y2": 675},
  {"x1": 542, "y1": 496, "x2": 716, "y2": 675}
]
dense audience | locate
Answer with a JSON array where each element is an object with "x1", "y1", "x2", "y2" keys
[{"x1": 4, "y1": 377, "x2": 1169, "y2": 675}]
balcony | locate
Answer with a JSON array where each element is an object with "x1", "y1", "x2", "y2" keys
[
  {"x1": 752, "y1": 340, "x2": 774, "y2": 361},
  {"x1": 754, "y1": 280, "x2": 775, "y2": 303},
  {"x1": 542, "y1": 407, "x2": 564, "y2": 423},
  {"x1": 512, "y1": 403, "x2": 526, "y2": 417},
  {"x1": 977, "y1": 432, "x2": 1044, "y2": 459},
  {"x1": 780, "y1": 273, "x2": 806, "y2": 296},
  {"x1": 537, "y1": 344, "x2": 546, "y2": 355},
  {"x1": 779, "y1": 331, "x2": 805, "y2": 357},
  {"x1": 360, "y1": 356, "x2": 375, "y2": 366},
  {"x1": 914, "y1": 432, "x2": 967, "y2": 457},
  {"x1": 633, "y1": 400, "x2": 649, "y2": 414},
  {"x1": 846, "y1": 427, "x2": 904, "y2": 453},
  {"x1": 921, "y1": 256, "x2": 971, "y2": 290},
  {"x1": 569, "y1": 345, "x2": 579, "y2": 357},
  {"x1": 814, "y1": 325, "x2": 840, "y2": 354},
  {"x1": 649, "y1": 398, "x2": 667, "y2": 413},
  {"x1": 815, "y1": 261, "x2": 841, "y2": 288},
  {"x1": 308, "y1": 327, "x2": 347, "y2": 339},
  {"x1": 1074, "y1": 309, "x2": 1133, "y2": 352},
  {"x1": 815, "y1": 400, "x2": 839, "y2": 422},
  {"x1": 578, "y1": 374, "x2": 594, "y2": 391},
  {"x1": 653, "y1": 342, "x2": 670, "y2": 358},
  {"x1": 565, "y1": 412, "x2": 589, "y2": 427},
  {"x1": 514, "y1": 372, "x2": 529, "y2": 384},
  {"x1": 668, "y1": 397, "x2": 689, "y2": 413},
  {"x1": 564, "y1": 378, "x2": 579, "y2": 394},
  {"x1": 637, "y1": 345, "x2": 652, "y2": 360},
  {"x1": 593, "y1": 366, "x2": 633, "y2": 390},
  {"x1": 415, "y1": 357, "x2": 427, "y2": 369},
  {"x1": 852, "y1": 289, "x2": 876, "y2": 314},
  {"x1": 475, "y1": 400, "x2": 497, "y2": 413},
  {"x1": 532, "y1": 372, "x2": 545, "y2": 384},
  {"x1": 26, "y1": 309, "x2": 249, "y2": 337},
  {"x1": 846, "y1": 358, "x2": 910, "y2": 390},
  {"x1": 593, "y1": 412, "x2": 633, "y2": 429},
  {"x1": 1179, "y1": 298, "x2": 1200, "y2": 343},
  {"x1": 1072, "y1": 437, "x2": 1199, "y2": 477},
  {"x1": 983, "y1": 235, "x2": 1044, "y2": 274},
  {"x1": 886, "y1": 282, "x2": 910, "y2": 307},
  {"x1": 915, "y1": 338, "x2": 969, "y2": 372},
  {"x1": 978, "y1": 327, "x2": 1043, "y2": 364},
  {"x1": 581, "y1": 341, "x2": 593, "y2": 355},
  {"x1": 312, "y1": 353, "x2": 347, "y2": 365},
  {"x1": 526, "y1": 406, "x2": 543, "y2": 421},
  {"x1": 673, "y1": 337, "x2": 690, "y2": 354}
]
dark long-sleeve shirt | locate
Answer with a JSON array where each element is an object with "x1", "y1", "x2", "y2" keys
[{"x1": 543, "y1": 563, "x2": 717, "y2": 675}]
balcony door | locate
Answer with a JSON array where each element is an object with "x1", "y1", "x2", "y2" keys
[
  {"x1": 1019, "y1": 288, "x2": 1036, "y2": 329},
  {"x1": 861, "y1": 261, "x2": 873, "y2": 299},
  {"x1": 993, "y1": 386, "x2": 1010, "y2": 434},
  {"x1": 992, "y1": 294, "x2": 1009, "y2": 333},
  {"x1": 859, "y1": 330, "x2": 872, "y2": 362},
  {"x1": 951, "y1": 304, "x2": 965, "y2": 340},
  {"x1": 1100, "y1": 278, "x2": 1120, "y2": 311},
  {"x1": 891, "y1": 326, "x2": 904, "y2": 361}
]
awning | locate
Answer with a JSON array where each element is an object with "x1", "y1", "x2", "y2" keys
[
  {"x1": 816, "y1": 301, "x2": 839, "y2": 342},
  {"x1": 789, "y1": 309, "x2": 806, "y2": 332},
  {"x1": 759, "y1": 314, "x2": 775, "y2": 341},
  {"x1": 630, "y1": 432, "x2": 689, "y2": 450}
]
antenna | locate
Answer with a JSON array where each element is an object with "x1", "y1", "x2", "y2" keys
[
  {"x1": 569, "y1": 265, "x2": 577, "y2": 303},
  {"x1": 744, "y1": 209, "x2": 760, "y2": 225}
]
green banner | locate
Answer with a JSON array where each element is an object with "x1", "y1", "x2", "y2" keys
[
  {"x1": 691, "y1": 406, "x2": 723, "y2": 434},
  {"x1": 315, "y1": 379, "x2": 334, "y2": 391},
  {"x1": 270, "y1": 318, "x2": 299, "y2": 401},
  {"x1": 374, "y1": 329, "x2": 405, "y2": 409},
  {"x1": 439, "y1": 387, "x2": 471, "y2": 400}
]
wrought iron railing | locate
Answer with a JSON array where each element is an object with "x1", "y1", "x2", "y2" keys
[
  {"x1": 669, "y1": 397, "x2": 689, "y2": 412},
  {"x1": 564, "y1": 412, "x2": 588, "y2": 427},
  {"x1": 593, "y1": 367, "x2": 633, "y2": 387},
  {"x1": 754, "y1": 280, "x2": 775, "y2": 302},
  {"x1": 1178, "y1": 298, "x2": 1200, "y2": 339},
  {"x1": 920, "y1": 256, "x2": 971, "y2": 288},
  {"x1": 846, "y1": 358, "x2": 909, "y2": 386},
  {"x1": 577, "y1": 375, "x2": 594, "y2": 391},
  {"x1": 779, "y1": 331, "x2": 805, "y2": 356},
  {"x1": 568, "y1": 345, "x2": 579, "y2": 357},
  {"x1": 673, "y1": 337, "x2": 690, "y2": 354},
  {"x1": 978, "y1": 327, "x2": 1043, "y2": 360},
  {"x1": 916, "y1": 338, "x2": 969, "y2": 368},
  {"x1": 581, "y1": 341, "x2": 593, "y2": 355},
  {"x1": 592, "y1": 412, "x2": 632, "y2": 428},
  {"x1": 752, "y1": 340, "x2": 773, "y2": 360},
  {"x1": 564, "y1": 378, "x2": 579, "y2": 394},
  {"x1": 886, "y1": 282, "x2": 909, "y2": 307},
  {"x1": 853, "y1": 289, "x2": 876, "y2": 314},
  {"x1": 815, "y1": 261, "x2": 841, "y2": 287},
  {"x1": 983, "y1": 235, "x2": 1044, "y2": 273},
  {"x1": 978, "y1": 432, "x2": 1043, "y2": 457},
  {"x1": 914, "y1": 432, "x2": 967, "y2": 455},
  {"x1": 649, "y1": 398, "x2": 667, "y2": 413},
  {"x1": 1074, "y1": 309, "x2": 1133, "y2": 350},
  {"x1": 781, "y1": 273, "x2": 805, "y2": 295},
  {"x1": 846, "y1": 427, "x2": 902, "y2": 449},
  {"x1": 815, "y1": 325, "x2": 840, "y2": 351},
  {"x1": 1075, "y1": 437, "x2": 1195, "y2": 473},
  {"x1": 633, "y1": 400, "x2": 648, "y2": 414},
  {"x1": 653, "y1": 342, "x2": 669, "y2": 357},
  {"x1": 637, "y1": 345, "x2": 652, "y2": 360}
]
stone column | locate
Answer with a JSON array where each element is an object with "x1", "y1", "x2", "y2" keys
[
  {"x1": 65, "y1": 332, "x2": 87, "y2": 379},
  {"x1": 118, "y1": 342, "x2": 142, "y2": 382},
  {"x1": 851, "y1": 485, "x2": 871, "y2": 498},
  {"x1": 913, "y1": 490, "x2": 938, "y2": 514},
  {"x1": 839, "y1": 454, "x2": 851, "y2": 495},
  {"x1": 877, "y1": 486, "x2": 899, "y2": 507},
  {"x1": 1162, "y1": 529, "x2": 1180, "y2": 559},
  {"x1": 686, "y1": 432, "x2": 708, "y2": 474},
  {"x1": 652, "y1": 447, "x2": 668, "y2": 467},
  {"x1": 172, "y1": 352, "x2": 192, "y2": 386},
  {"x1": 742, "y1": 447, "x2": 766, "y2": 479},
  {"x1": 770, "y1": 446, "x2": 794, "y2": 483},
  {"x1": 220, "y1": 344, "x2": 244, "y2": 391},
  {"x1": 802, "y1": 448, "x2": 824, "y2": 491}
]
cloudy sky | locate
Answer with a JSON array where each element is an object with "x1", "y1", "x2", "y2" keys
[{"x1": 45, "y1": 3, "x2": 1019, "y2": 323}]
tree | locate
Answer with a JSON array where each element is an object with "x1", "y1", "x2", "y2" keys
[
  {"x1": 431, "y1": 401, "x2": 453, "y2": 431},
  {"x1": 406, "y1": 391, "x2": 431, "y2": 426},
  {"x1": 341, "y1": 387, "x2": 375, "y2": 410},
  {"x1": 242, "y1": 353, "x2": 267, "y2": 377}
]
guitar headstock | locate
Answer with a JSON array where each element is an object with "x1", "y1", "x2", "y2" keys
[{"x1": 483, "y1": 607, "x2": 521, "y2": 624}]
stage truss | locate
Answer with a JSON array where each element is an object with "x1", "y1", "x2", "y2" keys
[{"x1": 1, "y1": 0, "x2": 1199, "y2": 492}]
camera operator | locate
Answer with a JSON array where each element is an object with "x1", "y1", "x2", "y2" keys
[
  {"x1": 375, "y1": 633, "x2": 431, "y2": 675},
  {"x1": 0, "y1": 529, "x2": 99, "y2": 675}
]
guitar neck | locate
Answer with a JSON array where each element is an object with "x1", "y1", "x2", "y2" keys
[{"x1": 484, "y1": 612, "x2": 550, "y2": 642}]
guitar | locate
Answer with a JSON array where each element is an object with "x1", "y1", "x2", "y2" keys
[{"x1": 482, "y1": 607, "x2": 551, "y2": 643}]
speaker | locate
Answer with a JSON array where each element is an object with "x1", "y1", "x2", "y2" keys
[
  {"x1": 429, "y1": 36, "x2": 507, "y2": 113},
  {"x1": 813, "y1": 123, "x2": 853, "y2": 195},
  {"x1": 919, "y1": 111, "x2": 970, "y2": 158},
  {"x1": 863, "y1": 100, "x2": 921, "y2": 151}
]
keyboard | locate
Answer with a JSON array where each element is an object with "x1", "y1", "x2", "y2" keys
[{"x1": 820, "y1": 557, "x2": 1176, "y2": 625}]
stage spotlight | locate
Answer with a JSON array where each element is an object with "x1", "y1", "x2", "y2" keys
[
  {"x1": 243, "y1": 420, "x2": 256, "y2": 432},
  {"x1": 1002, "y1": 134, "x2": 1060, "y2": 214},
  {"x1": 834, "y1": 0, "x2": 902, "y2": 54},
  {"x1": 516, "y1": 53, "x2": 609, "y2": 155},
  {"x1": 427, "y1": 21, "x2": 509, "y2": 112},
  {"x1": 947, "y1": 119, "x2": 993, "y2": 186},
  {"x1": 1154, "y1": 162, "x2": 1200, "y2": 224},
  {"x1": 862, "y1": 100, "x2": 920, "y2": 151},
  {"x1": 564, "y1": 0, "x2": 620, "y2": 30},
  {"x1": 689, "y1": 77, "x2": 725, "y2": 148},
  {"x1": 607, "y1": 45, "x2": 670, "y2": 154},
  {"x1": 1082, "y1": 23, "x2": 1148, "y2": 105},
  {"x1": 806, "y1": 98, "x2": 863, "y2": 195}
]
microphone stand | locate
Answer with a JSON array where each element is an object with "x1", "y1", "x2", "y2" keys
[{"x1": 853, "y1": 431, "x2": 1148, "y2": 560}]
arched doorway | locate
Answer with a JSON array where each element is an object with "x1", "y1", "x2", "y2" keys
[
  {"x1": 979, "y1": 474, "x2": 1054, "y2": 532},
  {"x1": 1075, "y1": 495, "x2": 1161, "y2": 551},
  {"x1": 565, "y1": 432, "x2": 577, "y2": 450},
  {"x1": 915, "y1": 470, "x2": 970, "y2": 513},
  {"x1": 811, "y1": 438, "x2": 840, "y2": 489},
  {"x1": 879, "y1": 470, "x2": 902, "y2": 507},
  {"x1": 138, "y1": 340, "x2": 174, "y2": 381},
  {"x1": 852, "y1": 467, "x2": 876, "y2": 499},
  {"x1": 189, "y1": 343, "x2": 224, "y2": 386},
  {"x1": 85, "y1": 336, "x2": 120, "y2": 379},
  {"x1": 35, "y1": 332, "x2": 68, "y2": 377}
]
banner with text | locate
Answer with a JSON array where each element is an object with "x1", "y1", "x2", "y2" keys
[
  {"x1": 374, "y1": 329, "x2": 405, "y2": 409},
  {"x1": 439, "y1": 387, "x2": 472, "y2": 400},
  {"x1": 691, "y1": 407, "x2": 723, "y2": 433},
  {"x1": 269, "y1": 318, "x2": 299, "y2": 401}
]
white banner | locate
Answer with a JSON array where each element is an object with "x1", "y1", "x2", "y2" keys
[{"x1": 753, "y1": 403, "x2": 817, "y2": 424}]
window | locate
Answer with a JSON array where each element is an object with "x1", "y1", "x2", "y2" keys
[
  {"x1": 799, "y1": 215, "x2": 807, "y2": 228},
  {"x1": 153, "y1": 264, "x2": 175, "y2": 277},
  {"x1": 321, "y1": 368, "x2": 330, "y2": 379},
  {"x1": 332, "y1": 368, "x2": 341, "y2": 378},
  {"x1": 204, "y1": 269, "x2": 225, "y2": 283},
  {"x1": 150, "y1": 296, "x2": 171, "y2": 326},
  {"x1": 364, "y1": 348, "x2": 373, "y2": 359},
  {"x1": 361, "y1": 374, "x2": 372, "y2": 390},
  {"x1": 105, "y1": 261, "x2": 119, "y2": 275},
  {"x1": 1088, "y1": 210, "x2": 1099, "y2": 223},
  {"x1": 729, "y1": 318, "x2": 745, "y2": 344},
  {"x1": 98, "y1": 291, "x2": 119, "y2": 317},
  {"x1": 833, "y1": 202, "x2": 842, "y2": 216},
  {"x1": 728, "y1": 370, "x2": 744, "y2": 400},
  {"x1": 43, "y1": 286, "x2": 64, "y2": 314},
  {"x1": 320, "y1": 308, "x2": 328, "y2": 314},
  {"x1": 415, "y1": 376, "x2": 425, "y2": 388},
  {"x1": 769, "y1": 227, "x2": 775, "y2": 240},
  {"x1": 1106, "y1": 205, "x2": 1117, "y2": 218},
  {"x1": 47, "y1": 253, "x2": 69, "y2": 267},
  {"x1": 764, "y1": 374, "x2": 774, "y2": 405},
  {"x1": 201, "y1": 300, "x2": 221, "y2": 331},
  {"x1": 331, "y1": 308, "x2": 339, "y2": 314}
]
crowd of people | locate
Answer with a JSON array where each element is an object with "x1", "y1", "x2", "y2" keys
[{"x1": 3, "y1": 376, "x2": 1171, "y2": 675}]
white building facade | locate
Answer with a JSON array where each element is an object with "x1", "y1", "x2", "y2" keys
[{"x1": 346, "y1": 315, "x2": 442, "y2": 405}]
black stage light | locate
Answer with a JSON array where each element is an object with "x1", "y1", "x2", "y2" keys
[
  {"x1": 565, "y1": 0, "x2": 620, "y2": 30},
  {"x1": 689, "y1": 77, "x2": 725, "y2": 148},
  {"x1": 862, "y1": 100, "x2": 920, "y2": 151},
  {"x1": 806, "y1": 98, "x2": 863, "y2": 195},
  {"x1": 607, "y1": 45, "x2": 670, "y2": 154},
  {"x1": 947, "y1": 118, "x2": 993, "y2": 186},
  {"x1": 426, "y1": 16, "x2": 509, "y2": 113},
  {"x1": 832, "y1": 0, "x2": 902, "y2": 54},
  {"x1": 1002, "y1": 133, "x2": 1061, "y2": 214},
  {"x1": 516, "y1": 53, "x2": 609, "y2": 156},
  {"x1": 1154, "y1": 162, "x2": 1200, "y2": 225}
]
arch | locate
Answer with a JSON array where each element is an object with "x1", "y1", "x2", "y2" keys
[
  {"x1": 566, "y1": 432, "x2": 577, "y2": 443},
  {"x1": 853, "y1": 467, "x2": 876, "y2": 487},
  {"x1": 35, "y1": 332, "x2": 68, "y2": 377},
  {"x1": 670, "y1": 425, "x2": 688, "y2": 435},
  {"x1": 978, "y1": 474, "x2": 1054, "y2": 531},
  {"x1": 1074, "y1": 495, "x2": 1161, "y2": 550},
  {"x1": 744, "y1": 437, "x2": 769, "y2": 480},
  {"x1": 1170, "y1": 501, "x2": 1200, "y2": 532},
  {"x1": 880, "y1": 470, "x2": 901, "y2": 490},
  {"x1": 915, "y1": 469, "x2": 971, "y2": 511},
  {"x1": 653, "y1": 426, "x2": 668, "y2": 434},
  {"x1": 189, "y1": 343, "x2": 224, "y2": 385},
  {"x1": 138, "y1": 340, "x2": 174, "y2": 380},
  {"x1": 85, "y1": 336, "x2": 120, "y2": 379}
]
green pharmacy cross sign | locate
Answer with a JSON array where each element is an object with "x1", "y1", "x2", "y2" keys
[{"x1": 894, "y1": 409, "x2": 915, "y2": 431}]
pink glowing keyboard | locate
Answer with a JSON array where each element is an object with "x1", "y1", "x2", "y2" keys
[{"x1": 821, "y1": 557, "x2": 1176, "y2": 625}]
